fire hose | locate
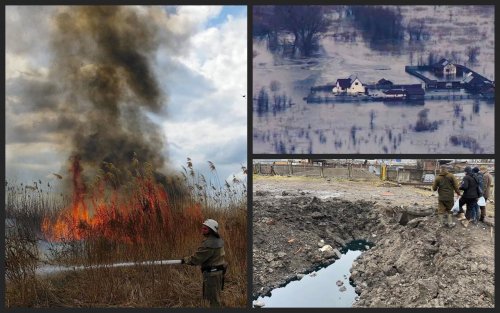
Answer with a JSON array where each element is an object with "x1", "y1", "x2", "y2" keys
[{"x1": 36, "y1": 259, "x2": 183, "y2": 276}]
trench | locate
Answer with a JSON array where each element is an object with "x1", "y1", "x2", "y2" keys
[
  {"x1": 254, "y1": 240, "x2": 374, "y2": 308},
  {"x1": 252, "y1": 194, "x2": 437, "y2": 307}
]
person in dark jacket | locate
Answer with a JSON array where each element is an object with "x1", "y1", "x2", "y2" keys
[
  {"x1": 182, "y1": 219, "x2": 227, "y2": 307},
  {"x1": 480, "y1": 166, "x2": 493, "y2": 222},
  {"x1": 432, "y1": 165, "x2": 461, "y2": 227},
  {"x1": 471, "y1": 167, "x2": 484, "y2": 223},
  {"x1": 458, "y1": 166, "x2": 479, "y2": 227}
]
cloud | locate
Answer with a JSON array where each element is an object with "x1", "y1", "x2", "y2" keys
[
  {"x1": 167, "y1": 6, "x2": 222, "y2": 35},
  {"x1": 159, "y1": 8, "x2": 247, "y2": 181},
  {"x1": 175, "y1": 14, "x2": 247, "y2": 92},
  {"x1": 6, "y1": 142, "x2": 68, "y2": 181},
  {"x1": 162, "y1": 119, "x2": 245, "y2": 157},
  {"x1": 162, "y1": 117, "x2": 246, "y2": 182}
]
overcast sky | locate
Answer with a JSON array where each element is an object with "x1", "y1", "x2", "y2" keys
[{"x1": 5, "y1": 5, "x2": 247, "y2": 187}]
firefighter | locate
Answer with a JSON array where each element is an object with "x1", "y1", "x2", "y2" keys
[{"x1": 182, "y1": 219, "x2": 227, "y2": 307}]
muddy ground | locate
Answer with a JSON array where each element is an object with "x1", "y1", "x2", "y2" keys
[{"x1": 252, "y1": 175, "x2": 495, "y2": 308}]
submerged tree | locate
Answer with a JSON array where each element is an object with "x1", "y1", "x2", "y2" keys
[
  {"x1": 253, "y1": 5, "x2": 332, "y2": 57},
  {"x1": 253, "y1": 6, "x2": 281, "y2": 51},
  {"x1": 407, "y1": 18, "x2": 428, "y2": 42},
  {"x1": 274, "y1": 5, "x2": 332, "y2": 57},
  {"x1": 349, "y1": 6, "x2": 404, "y2": 49},
  {"x1": 256, "y1": 87, "x2": 269, "y2": 116},
  {"x1": 466, "y1": 46, "x2": 480, "y2": 64}
]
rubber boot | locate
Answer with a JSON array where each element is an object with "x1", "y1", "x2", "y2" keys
[
  {"x1": 438, "y1": 214, "x2": 446, "y2": 227},
  {"x1": 479, "y1": 206, "x2": 486, "y2": 222},
  {"x1": 447, "y1": 214, "x2": 456, "y2": 228},
  {"x1": 457, "y1": 213, "x2": 466, "y2": 221}
]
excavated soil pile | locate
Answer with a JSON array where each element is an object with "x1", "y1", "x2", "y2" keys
[{"x1": 351, "y1": 216, "x2": 495, "y2": 308}]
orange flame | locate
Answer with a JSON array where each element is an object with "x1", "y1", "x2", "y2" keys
[
  {"x1": 183, "y1": 203, "x2": 204, "y2": 224},
  {"x1": 42, "y1": 156, "x2": 172, "y2": 243}
]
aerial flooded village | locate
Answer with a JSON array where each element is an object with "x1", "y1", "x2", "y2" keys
[
  {"x1": 253, "y1": 5, "x2": 495, "y2": 154},
  {"x1": 307, "y1": 58, "x2": 494, "y2": 103}
]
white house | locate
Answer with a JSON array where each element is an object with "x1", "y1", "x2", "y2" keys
[
  {"x1": 332, "y1": 75, "x2": 365, "y2": 95},
  {"x1": 435, "y1": 58, "x2": 456, "y2": 76},
  {"x1": 443, "y1": 63, "x2": 456, "y2": 75}
]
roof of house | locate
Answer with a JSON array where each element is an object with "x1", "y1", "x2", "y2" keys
[
  {"x1": 348, "y1": 73, "x2": 358, "y2": 81},
  {"x1": 434, "y1": 58, "x2": 455, "y2": 69},
  {"x1": 405, "y1": 85, "x2": 425, "y2": 95},
  {"x1": 463, "y1": 73, "x2": 474, "y2": 84},
  {"x1": 337, "y1": 78, "x2": 351, "y2": 89},
  {"x1": 464, "y1": 75, "x2": 488, "y2": 86},
  {"x1": 438, "y1": 58, "x2": 450, "y2": 66},
  {"x1": 383, "y1": 89, "x2": 406, "y2": 95},
  {"x1": 377, "y1": 78, "x2": 393, "y2": 85},
  {"x1": 479, "y1": 84, "x2": 494, "y2": 93}
]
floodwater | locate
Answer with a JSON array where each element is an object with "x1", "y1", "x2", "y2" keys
[
  {"x1": 255, "y1": 240, "x2": 373, "y2": 308},
  {"x1": 253, "y1": 5, "x2": 494, "y2": 154}
]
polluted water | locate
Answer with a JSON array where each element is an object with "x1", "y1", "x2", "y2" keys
[{"x1": 254, "y1": 240, "x2": 373, "y2": 308}]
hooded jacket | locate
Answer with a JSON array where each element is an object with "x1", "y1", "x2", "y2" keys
[{"x1": 460, "y1": 173, "x2": 479, "y2": 199}]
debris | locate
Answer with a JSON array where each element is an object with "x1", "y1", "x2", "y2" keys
[
  {"x1": 319, "y1": 244, "x2": 333, "y2": 252},
  {"x1": 254, "y1": 300, "x2": 265, "y2": 308}
]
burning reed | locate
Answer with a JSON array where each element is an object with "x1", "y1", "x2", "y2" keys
[
  {"x1": 41, "y1": 155, "x2": 173, "y2": 244},
  {"x1": 5, "y1": 159, "x2": 247, "y2": 308}
]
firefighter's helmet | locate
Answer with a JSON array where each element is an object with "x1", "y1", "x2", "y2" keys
[{"x1": 203, "y1": 219, "x2": 219, "y2": 234}]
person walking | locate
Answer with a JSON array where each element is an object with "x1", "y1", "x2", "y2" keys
[
  {"x1": 479, "y1": 166, "x2": 493, "y2": 222},
  {"x1": 270, "y1": 162, "x2": 277, "y2": 176},
  {"x1": 432, "y1": 165, "x2": 461, "y2": 227},
  {"x1": 458, "y1": 166, "x2": 480, "y2": 227},
  {"x1": 471, "y1": 167, "x2": 484, "y2": 224},
  {"x1": 182, "y1": 219, "x2": 227, "y2": 307}
]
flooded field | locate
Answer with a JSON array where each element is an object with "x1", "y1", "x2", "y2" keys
[{"x1": 252, "y1": 5, "x2": 494, "y2": 154}]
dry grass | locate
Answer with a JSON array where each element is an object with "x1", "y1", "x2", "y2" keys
[{"x1": 5, "y1": 159, "x2": 247, "y2": 308}]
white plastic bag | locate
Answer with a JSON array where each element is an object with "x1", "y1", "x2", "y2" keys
[
  {"x1": 451, "y1": 198, "x2": 460, "y2": 214},
  {"x1": 477, "y1": 196, "x2": 486, "y2": 206}
]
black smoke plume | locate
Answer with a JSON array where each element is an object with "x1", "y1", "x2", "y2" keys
[{"x1": 50, "y1": 6, "x2": 168, "y2": 182}]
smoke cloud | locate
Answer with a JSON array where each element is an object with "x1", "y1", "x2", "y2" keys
[{"x1": 47, "y1": 6, "x2": 166, "y2": 175}]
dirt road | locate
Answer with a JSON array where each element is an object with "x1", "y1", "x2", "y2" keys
[{"x1": 253, "y1": 175, "x2": 495, "y2": 308}]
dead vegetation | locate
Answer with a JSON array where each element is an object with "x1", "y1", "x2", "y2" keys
[{"x1": 5, "y1": 159, "x2": 247, "y2": 308}]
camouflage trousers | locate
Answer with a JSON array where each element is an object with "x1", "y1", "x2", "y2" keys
[{"x1": 202, "y1": 270, "x2": 223, "y2": 307}]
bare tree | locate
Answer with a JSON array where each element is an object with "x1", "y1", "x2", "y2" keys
[
  {"x1": 407, "y1": 18, "x2": 427, "y2": 41},
  {"x1": 274, "y1": 6, "x2": 331, "y2": 57},
  {"x1": 466, "y1": 46, "x2": 480, "y2": 63}
]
